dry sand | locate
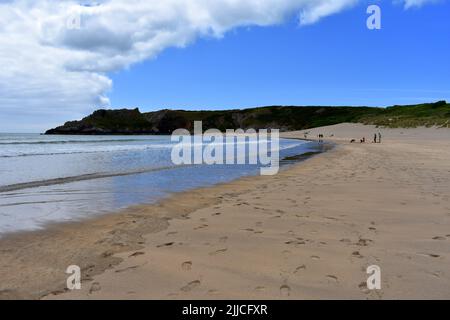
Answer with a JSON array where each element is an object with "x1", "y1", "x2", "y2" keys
[{"x1": 1, "y1": 123, "x2": 449, "y2": 299}]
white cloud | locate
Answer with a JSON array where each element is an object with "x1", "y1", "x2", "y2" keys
[
  {"x1": 299, "y1": 0, "x2": 358, "y2": 25},
  {"x1": 402, "y1": 0, "x2": 439, "y2": 9},
  {"x1": 0, "y1": 0, "x2": 441, "y2": 131}
]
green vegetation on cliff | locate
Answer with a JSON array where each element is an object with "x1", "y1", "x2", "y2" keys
[
  {"x1": 358, "y1": 100, "x2": 450, "y2": 128},
  {"x1": 45, "y1": 101, "x2": 449, "y2": 135}
]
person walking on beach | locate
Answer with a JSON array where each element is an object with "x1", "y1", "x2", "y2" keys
[
  {"x1": 317, "y1": 134, "x2": 323, "y2": 143},
  {"x1": 378, "y1": 132, "x2": 381, "y2": 143},
  {"x1": 373, "y1": 133, "x2": 377, "y2": 143}
]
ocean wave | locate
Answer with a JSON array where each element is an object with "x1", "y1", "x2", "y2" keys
[
  {"x1": 0, "y1": 144, "x2": 174, "y2": 158},
  {"x1": 0, "y1": 165, "x2": 189, "y2": 193},
  {"x1": 0, "y1": 140, "x2": 304, "y2": 158},
  {"x1": 0, "y1": 138, "x2": 153, "y2": 145}
]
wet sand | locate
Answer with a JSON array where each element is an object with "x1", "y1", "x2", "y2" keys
[{"x1": 1, "y1": 123, "x2": 449, "y2": 299}]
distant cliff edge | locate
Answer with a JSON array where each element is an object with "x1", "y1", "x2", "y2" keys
[{"x1": 45, "y1": 101, "x2": 449, "y2": 135}]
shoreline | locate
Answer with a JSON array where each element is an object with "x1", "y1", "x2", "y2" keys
[
  {"x1": 0, "y1": 140, "x2": 330, "y2": 299},
  {"x1": 0, "y1": 136, "x2": 320, "y2": 237},
  {"x1": 0, "y1": 138, "x2": 324, "y2": 238},
  {"x1": 1, "y1": 123, "x2": 449, "y2": 299},
  {"x1": 0, "y1": 138, "x2": 323, "y2": 194}
]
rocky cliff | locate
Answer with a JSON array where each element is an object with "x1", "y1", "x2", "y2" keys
[{"x1": 45, "y1": 101, "x2": 449, "y2": 135}]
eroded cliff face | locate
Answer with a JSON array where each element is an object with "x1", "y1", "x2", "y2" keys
[
  {"x1": 44, "y1": 107, "x2": 317, "y2": 135},
  {"x1": 45, "y1": 108, "x2": 158, "y2": 135}
]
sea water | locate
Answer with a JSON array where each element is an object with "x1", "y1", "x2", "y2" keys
[{"x1": 0, "y1": 133, "x2": 319, "y2": 235}]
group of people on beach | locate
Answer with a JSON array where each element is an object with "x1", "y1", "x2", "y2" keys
[
  {"x1": 350, "y1": 132, "x2": 381, "y2": 143},
  {"x1": 352, "y1": 132, "x2": 381, "y2": 144},
  {"x1": 307, "y1": 131, "x2": 382, "y2": 144}
]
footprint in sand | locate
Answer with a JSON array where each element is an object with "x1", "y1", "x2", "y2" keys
[
  {"x1": 310, "y1": 255, "x2": 320, "y2": 260},
  {"x1": 294, "y1": 265, "x2": 306, "y2": 274},
  {"x1": 157, "y1": 242, "x2": 175, "y2": 248},
  {"x1": 209, "y1": 248, "x2": 228, "y2": 256},
  {"x1": 167, "y1": 292, "x2": 179, "y2": 297},
  {"x1": 219, "y1": 236, "x2": 228, "y2": 243},
  {"x1": 89, "y1": 282, "x2": 101, "y2": 294},
  {"x1": 208, "y1": 289, "x2": 220, "y2": 295},
  {"x1": 356, "y1": 238, "x2": 373, "y2": 247},
  {"x1": 418, "y1": 253, "x2": 440, "y2": 258},
  {"x1": 180, "y1": 280, "x2": 201, "y2": 292},
  {"x1": 101, "y1": 250, "x2": 114, "y2": 258},
  {"x1": 326, "y1": 275, "x2": 339, "y2": 283},
  {"x1": 285, "y1": 240, "x2": 306, "y2": 245},
  {"x1": 181, "y1": 261, "x2": 192, "y2": 271},
  {"x1": 254, "y1": 286, "x2": 266, "y2": 292},
  {"x1": 429, "y1": 271, "x2": 442, "y2": 278},
  {"x1": 129, "y1": 251, "x2": 144, "y2": 258},
  {"x1": 115, "y1": 265, "x2": 140, "y2": 273},
  {"x1": 194, "y1": 224, "x2": 209, "y2": 230},
  {"x1": 358, "y1": 282, "x2": 369, "y2": 293},
  {"x1": 352, "y1": 251, "x2": 363, "y2": 258},
  {"x1": 432, "y1": 236, "x2": 446, "y2": 240},
  {"x1": 280, "y1": 285, "x2": 291, "y2": 297}
]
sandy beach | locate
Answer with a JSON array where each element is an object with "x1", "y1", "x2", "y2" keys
[{"x1": 1, "y1": 123, "x2": 449, "y2": 299}]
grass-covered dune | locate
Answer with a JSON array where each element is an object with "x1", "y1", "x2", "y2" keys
[
  {"x1": 45, "y1": 101, "x2": 449, "y2": 135},
  {"x1": 358, "y1": 100, "x2": 449, "y2": 128}
]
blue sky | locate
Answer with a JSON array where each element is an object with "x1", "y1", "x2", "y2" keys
[
  {"x1": 0, "y1": 0, "x2": 449, "y2": 132},
  {"x1": 108, "y1": 1, "x2": 450, "y2": 112}
]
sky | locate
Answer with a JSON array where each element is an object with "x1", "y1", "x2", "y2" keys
[{"x1": 0, "y1": 0, "x2": 449, "y2": 132}]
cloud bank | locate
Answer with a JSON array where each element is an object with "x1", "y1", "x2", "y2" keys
[{"x1": 0, "y1": 0, "x2": 440, "y2": 131}]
